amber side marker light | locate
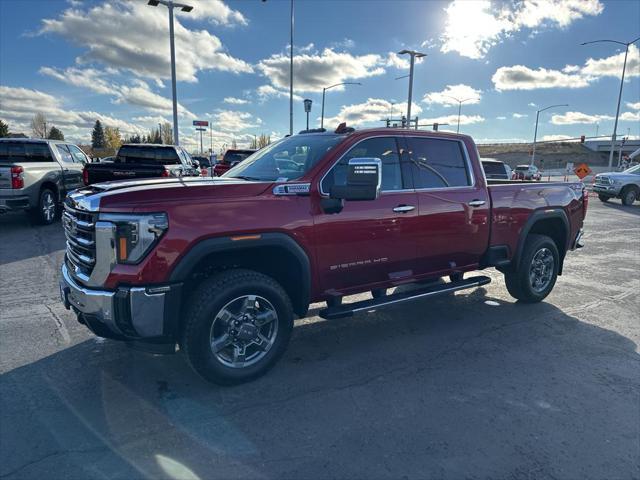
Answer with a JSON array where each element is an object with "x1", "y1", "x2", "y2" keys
[
  {"x1": 119, "y1": 237, "x2": 128, "y2": 261},
  {"x1": 230, "y1": 235, "x2": 262, "y2": 241}
]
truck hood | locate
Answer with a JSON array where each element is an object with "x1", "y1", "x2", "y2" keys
[{"x1": 71, "y1": 177, "x2": 273, "y2": 212}]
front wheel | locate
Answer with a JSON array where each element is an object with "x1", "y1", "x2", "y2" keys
[
  {"x1": 621, "y1": 186, "x2": 638, "y2": 206},
  {"x1": 182, "y1": 269, "x2": 294, "y2": 385},
  {"x1": 30, "y1": 188, "x2": 57, "y2": 225},
  {"x1": 598, "y1": 194, "x2": 610, "y2": 203},
  {"x1": 504, "y1": 234, "x2": 559, "y2": 303}
]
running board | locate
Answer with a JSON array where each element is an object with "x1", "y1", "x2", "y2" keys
[{"x1": 319, "y1": 275, "x2": 491, "y2": 320}]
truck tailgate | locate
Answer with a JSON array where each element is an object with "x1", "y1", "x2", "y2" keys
[{"x1": 85, "y1": 163, "x2": 166, "y2": 184}]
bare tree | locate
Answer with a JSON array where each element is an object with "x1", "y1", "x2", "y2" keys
[
  {"x1": 160, "y1": 123, "x2": 173, "y2": 145},
  {"x1": 258, "y1": 134, "x2": 271, "y2": 149},
  {"x1": 31, "y1": 113, "x2": 48, "y2": 139}
]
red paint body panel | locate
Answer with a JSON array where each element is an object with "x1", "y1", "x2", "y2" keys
[{"x1": 93, "y1": 128, "x2": 585, "y2": 304}]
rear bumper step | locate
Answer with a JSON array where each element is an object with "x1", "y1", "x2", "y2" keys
[{"x1": 319, "y1": 275, "x2": 492, "y2": 320}]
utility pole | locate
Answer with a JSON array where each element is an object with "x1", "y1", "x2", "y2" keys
[
  {"x1": 147, "y1": 0, "x2": 193, "y2": 146},
  {"x1": 581, "y1": 36, "x2": 640, "y2": 168},
  {"x1": 398, "y1": 50, "x2": 426, "y2": 128}
]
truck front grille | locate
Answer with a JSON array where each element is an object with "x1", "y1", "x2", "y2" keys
[
  {"x1": 595, "y1": 176, "x2": 610, "y2": 185},
  {"x1": 63, "y1": 204, "x2": 97, "y2": 279}
]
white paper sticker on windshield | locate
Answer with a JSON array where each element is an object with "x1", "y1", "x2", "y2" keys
[{"x1": 276, "y1": 177, "x2": 289, "y2": 182}]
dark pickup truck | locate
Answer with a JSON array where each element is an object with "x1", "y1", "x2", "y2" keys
[
  {"x1": 60, "y1": 126, "x2": 587, "y2": 385},
  {"x1": 213, "y1": 148, "x2": 256, "y2": 176},
  {"x1": 83, "y1": 144, "x2": 199, "y2": 185}
]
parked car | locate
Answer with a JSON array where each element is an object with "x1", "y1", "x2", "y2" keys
[
  {"x1": 213, "y1": 149, "x2": 256, "y2": 176},
  {"x1": 82, "y1": 144, "x2": 199, "y2": 185},
  {"x1": 191, "y1": 155, "x2": 215, "y2": 177},
  {"x1": 0, "y1": 138, "x2": 88, "y2": 224},
  {"x1": 481, "y1": 158, "x2": 512, "y2": 180},
  {"x1": 60, "y1": 127, "x2": 587, "y2": 385},
  {"x1": 593, "y1": 164, "x2": 640, "y2": 205},
  {"x1": 513, "y1": 164, "x2": 542, "y2": 181}
]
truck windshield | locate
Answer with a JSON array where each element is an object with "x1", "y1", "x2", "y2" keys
[
  {"x1": 623, "y1": 164, "x2": 640, "y2": 174},
  {"x1": 224, "y1": 134, "x2": 344, "y2": 181}
]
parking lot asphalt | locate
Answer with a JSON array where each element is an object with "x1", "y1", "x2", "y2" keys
[{"x1": 0, "y1": 199, "x2": 638, "y2": 480}]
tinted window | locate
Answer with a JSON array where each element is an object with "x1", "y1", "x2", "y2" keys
[
  {"x1": 116, "y1": 146, "x2": 181, "y2": 165},
  {"x1": 0, "y1": 142, "x2": 54, "y2": 162},
  {"x1": 223, "y1": 151, "x2": 254, "y2": 164},
  {"x1": 321, "y1": 137, "x2": 403, "y2": 193},
  {"x1": 54, "y1": 144, "x2": 74, "y2": 164},
  {"x1": 67, "y1": 144, "x2": 88, "y2": 164},
  {"x1": 482, "y1": 161, "x2": 507, "y2": 177},
  {"x1": 407, "y1": 138, "x2": 470, "y2": 188}
]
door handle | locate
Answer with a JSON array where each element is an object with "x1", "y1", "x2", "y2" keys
[
  {"x1": 468, "y1": 199, "x2": 486, "y2": 207},
  {"x1": 393, "y1": 205, "x2": 415, "y2": 213}
]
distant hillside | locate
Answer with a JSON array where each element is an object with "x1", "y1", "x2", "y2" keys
[{"x1": 478, "y1": 142, "x2": 609, "y2": 169}]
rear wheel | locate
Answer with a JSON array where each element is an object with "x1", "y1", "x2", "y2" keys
[
  {"x1": 371, "y1": 288, "x2": 387, "y2": 299},
  {"x1": 598, "y1": 194, "x2": 610, "y2": 203},
  {"x1": 30, "y1": 188, "x2": 57, "y2": 225},
  {"x1": 504, "y1": 234, "x2": 559, "y2": 303},
  {"x1": 182, "y1": 269, "x2": 293, "y2": 385},
  {"x1": 621, "y1": 186, "x2": 638, "y2": 206}
]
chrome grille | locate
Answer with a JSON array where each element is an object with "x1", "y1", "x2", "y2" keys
[
  {"x1": 63, "y1": 204, "x2": 97, "y2": 279},
  {"x1": 595, "y1": 176, "x2": 610, "y2": 185}
]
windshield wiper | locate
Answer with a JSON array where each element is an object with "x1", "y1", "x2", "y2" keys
[{"x1": 229, "y1": 175, "x2": 266, "y2": 182}]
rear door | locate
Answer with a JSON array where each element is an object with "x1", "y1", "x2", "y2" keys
[
  {"x1": 404, "y1": 135, "x2": 490, "y2": 275},
  {"x1": 313, "y1": 136, "x2": 420, "y2": 293}
]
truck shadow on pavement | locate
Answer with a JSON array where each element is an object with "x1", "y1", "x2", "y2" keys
[
  {"x1": 598, "y1": 201, "x2": 640, "y2": 217},
  {"x1": 1, "y1": 291, "x2": 639, "y2": 480}
]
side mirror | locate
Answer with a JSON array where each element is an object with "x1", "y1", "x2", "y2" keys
[{"x1": 330, "y1": 158, "x2": 381, "y2": 201}]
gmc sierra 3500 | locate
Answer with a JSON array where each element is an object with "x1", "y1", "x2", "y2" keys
[{"x1": 60, "y1": 126, "x2": 587, "y2": 385}]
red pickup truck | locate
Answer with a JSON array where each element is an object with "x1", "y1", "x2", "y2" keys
[{"x1": 60, "y1": 127, "x2": 587, "y2": 385}]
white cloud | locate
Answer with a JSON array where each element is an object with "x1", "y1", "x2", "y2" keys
[
  {"x1": 0, "y1": 85, "x2": 145, "y2": 142},
  {"x1": 257, "y1": 48, "x2": 387, "y2": 93},
  {"x1": 210, "y1": 110, "x2": 261, "y2": 132},
  {"x1": 441, "y1": 0, "x2": 603, "y2": 59},
  {"x1": 423, "y1": 84, "x2": 482, "y2": 105},
  {"x1": 528, "y1": 102, "x2": 537, "y2": 107},
  {"x1": 116, "y1": 85, "x2": 195, "y2": 118},
  {"x1": 550, "y1": 111, "x2": 613, "y2": 124},
  {"x1": 627, "y1": 101, "x2": 640, "y2": 110},
  {"x1": 492, "y1": 65, "x2": 590, "y2": 90},
  {"x1": 582, "y1": 45, "x2": 640, "y2": 79},
  {"x1": 421, "y1": 114, "x2": 485, "y2": 126},
  {"x1": 39, "y1": 66, "x2": 117, "y2": 95},
  {"x1": 385, "y1": 52, "x2": 411, "y2": 70},
  {"x1": 512, "y1": 113, "x2": 528, "y2": 118},
  {"x1": 256, "y1": 84, "x2": 303, "y2": 103},
  {"x1": 542, "y1": 134, "x2": 574, "y2": 141},
  {"x1": 620, "y1": 111, "x2": 640, "y2": 122},
  {"x1": 323, "y1": 98, "x2": 422, "y2": 128},
  {"x1": 175, "y1": 0, "x2": 248, "y2": 26},
  {"x1": 496, "y1": 116, "x2": 507, "y2": 120},
  {"x1": 38, "y1": 1, "x2": 252, "y2": 83},
  {"x1": 223, "y1": 97, "x2": 249, "y2": 105}
]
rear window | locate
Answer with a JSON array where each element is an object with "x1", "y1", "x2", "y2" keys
[
  {"x1": 116, "y1": 146, "x2": 180, "y2": 165},
  {"x1": 222, "y1": 151, "x2": 254, "y2": 164},
  {"x1": 515, "y1": 166, "x2": 528, "y2": 171},
  {"x1": 0, "y1": 142, "x2": 53, "y2": 162},
  {"x1": 482, "y1": 161, "x2": 507, "y2": 176}
]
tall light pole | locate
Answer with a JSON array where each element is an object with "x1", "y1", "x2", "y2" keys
[
  {"x1": 320, "y1": 82, "x2": 361, "y2": 129},
  {"x1": 581, "y1": 37, "x2": 640, "y2": 168},
  {"x1": 147, "y1": 0, "x2": 193, "y2": 146},
  {"x1": 289, "y1": 0, "x2": 294, "y2": 135},
  {"x1": 398, "y1": 50, "x2": 426, "y2": 128},
  {"x1": 443, "y1": 95, "x2": 475, "y2": 133},
  {"x1": 530, "y1": 104, "x2": 568, "y2": 166}
]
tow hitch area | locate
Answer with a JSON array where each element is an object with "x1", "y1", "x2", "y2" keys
[{"x1": 319, "y1": 275, "x2": 492, "y2": 320}]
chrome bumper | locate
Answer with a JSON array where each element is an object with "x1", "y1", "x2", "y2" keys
[
  {"x1": 592, "y1": 184, "x2": 619, "y2": 195},
  {"x1": 60, "y1": 263, "x2": 181, "y2": 341}
]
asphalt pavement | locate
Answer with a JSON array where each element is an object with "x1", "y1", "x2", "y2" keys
[{"x1": 0, "y1": 199, "x2": 638, "y2": 480}]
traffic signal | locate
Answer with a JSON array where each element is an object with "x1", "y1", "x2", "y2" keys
[
  {"x1": 580, "y1": 135, "x2": 585, "y2": 143},
  {"x1": 433, "y1": 123, "x2": 439, "y2": 131}
]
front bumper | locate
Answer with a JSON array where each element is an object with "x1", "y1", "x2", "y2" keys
[
  {"x1": 592, "y1": 184, "x2": 620, "y2": 196},
  {"x1": 60, "y1": 263, "x2": 182, "y2": 343}
]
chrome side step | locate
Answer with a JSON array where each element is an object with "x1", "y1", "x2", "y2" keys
[{"x1": 319, "y1": 275, "x2": 491, "y2": 320}]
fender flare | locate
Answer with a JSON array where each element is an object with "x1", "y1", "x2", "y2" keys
[
  {"x1": 169, "y1": 232, "x2": 311, "y2": 316},
  {"x1": 513, "y1": 208, "x2": 570, "y2": 274}
]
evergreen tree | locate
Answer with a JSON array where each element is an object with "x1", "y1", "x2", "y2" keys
[
  {"x1": 0, "y1": 119, "x2": 9, "y2": 138},
  {"x1": 47, "y1": 126, "x2": 65, "y2": 140},
  {"x1": 91, "y1": 120, "x2": 106, "y2": 149}
]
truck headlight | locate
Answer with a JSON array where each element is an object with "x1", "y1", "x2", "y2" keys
[{"x1": 99, "y1": 213, "x2": 168, "y2": 264}]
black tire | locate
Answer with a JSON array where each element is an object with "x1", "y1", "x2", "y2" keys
[
  {"x1": 29, "y1": 188, "x2": 58, "y2": 225},
  {"x1": 326, "y1": 296, "x2": 343, "y2": 308},
  {"x1": 620, "y1": 186, "x2": 638, "y2": 206},
  {"x1": 182, "y1": 269, "x2": 294, "y2": 385},
  {"x1": 449, "y1": 272, "x2": 464, "y2": 283},
  {"x1": 598, "y1": 194, "x2": 610, "y2": 203},
  {"x1": 371, "y1": 288, "x2": 387, "y2": 299},
  {"x1": 504, "y1": 234, "x2": 559, "y2": 303}
]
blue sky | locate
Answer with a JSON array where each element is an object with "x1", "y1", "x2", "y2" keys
[{"x1": 0, "y1": 0, "x2": 638, "y2": 150}]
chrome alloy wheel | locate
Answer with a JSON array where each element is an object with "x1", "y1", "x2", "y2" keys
[
  {"x1": 529, "y1": 247, "x2": 554, "y2": 293},
  {"x1": 209, "y1": 295, "x2": 278, "y2": 368},
  {"x1": 42, "y1": 192, "x2": 56, "y2": 222}
]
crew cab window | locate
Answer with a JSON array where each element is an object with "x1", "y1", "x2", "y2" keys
[
  {"x1": 67, "y1": 144, "x2": 88, "y2": 164},
  {"x1": 54, "y1": 144, "x2": 75, "y2": 164},
  {"x1": 407, "y1": 137, "x2": 471, "y2": 188},
  {"x1": 321, "y1": 137, "x2": 403, "y2": 194},
  {"x1": 0, "y1": 142, "x2": 54, "y2": 162}
]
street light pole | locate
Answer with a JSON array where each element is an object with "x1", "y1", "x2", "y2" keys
[
  {"x1": 398, "y1": 50, "x2": 426, "y2": 128},
  {"x1": 581, "y1": 36, "x2": 640, "y2": 168},
  {"x1": 442, "y1": 95, "x2": 475, "y2": 133},
  {"x1": 530, "y1": 103, "x2": 569, "y2": 166},
  {"x1": 320, "y1": 82, "x2": 361, "y2": 129},
  {"x1": 289, "y1": 0, "x2": 294, "y2": 135},
  {"x1": 147, "y1": 0, "x2": 193, "y2": 147}
]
